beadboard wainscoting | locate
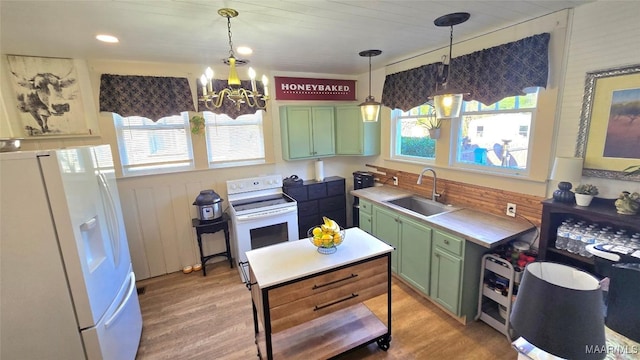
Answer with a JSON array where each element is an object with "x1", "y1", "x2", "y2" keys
[{"x1": 117, "y1": 174, "x2": 233, "y2": 280}]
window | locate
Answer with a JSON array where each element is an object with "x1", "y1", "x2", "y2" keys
[
  {"x1": 391, "y1": 103, "x2": 437, "y2": 161},
  {"x1": 204, "y1": 111, "x2": 265, "y2": 168},
  {"x1": 453, "y1": 89, "x2": 539, "y2": 174},
  {"x1": 113, "y1": 112, "x2": 193, "y2": 176}
]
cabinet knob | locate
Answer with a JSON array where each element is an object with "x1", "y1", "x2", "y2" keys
[
  {"x1": 435, "y1": 253, "x2": 440, "y2": 258},
  {"x1": 444, "y1": 239, "x2": 450, "y2": 245}
]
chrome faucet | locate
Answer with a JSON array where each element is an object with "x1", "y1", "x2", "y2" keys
[{"x1": 416, "y1": 167, "x2": 441, "y2": 202}]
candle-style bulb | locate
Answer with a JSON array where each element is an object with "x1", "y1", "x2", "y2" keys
[
  {"x1": 261, "y1": 75, "x2": 269, "y2": 97},
  {"x1": 200, "y1": 75, "x2": 208, "y2": 95},
  {"x1": 205, "y1": 67, "x2": 214, "y2": 80}
]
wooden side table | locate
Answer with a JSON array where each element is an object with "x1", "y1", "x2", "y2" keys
[{"x1": 191, "y1": 213, "x2": 233, "y2": 276}]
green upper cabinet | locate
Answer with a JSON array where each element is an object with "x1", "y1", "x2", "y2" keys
[
  {"x1": 335, "y1": 105, "x2": 380, "y2": 156},
  {"x1": 280, "y1": 106, "x2": 335, "y2": 160}
]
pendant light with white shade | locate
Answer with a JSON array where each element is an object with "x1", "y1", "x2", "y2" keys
[
  {"x1": 359, "y1": 49, "x2": 382, "y2": 122},
  {"x1": 431, "y1": 12, "x2": 470, "y2": 119}
]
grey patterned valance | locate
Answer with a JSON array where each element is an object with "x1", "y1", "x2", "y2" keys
[
  {"x1": 380, "y1": 63, "x2": 441, "y2": 112},
  {"x1": 382, "y1": 33, "x2": 550, "y2": 111},
  {"x1": 99, "y1": 74, "x2": 195, "y2": 121},
  {"x1": 196, "y1": 79, "x2": 266, "y2": 119}
]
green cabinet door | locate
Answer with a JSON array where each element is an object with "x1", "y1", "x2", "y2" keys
[
  {"x1": 373, "y1": 206, "x2": 399, "y2": 273},
  {"x1": 281, "y1": 106, "x2": 312, "y2": 159},
  {"x1": 335, "y1": 105, "x2": 380, "y2": 156},
  {"x1": 359, "y1": 212, "x2": 372, "y2": 234},
  {"x1": 430, "y1": 247, "x2": 463, "y2": 315},
  {"x1": 280, "y1": 106, "x2": 335, "y2": 160},
  {"x1": 398, "y1": 216, "x2": 432, "y2": 295},
  {"x1": 311, "y1": 107, "x2": 335, "y2": 157}
]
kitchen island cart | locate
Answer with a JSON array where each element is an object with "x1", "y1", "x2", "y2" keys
[{"x1": 243, "y1": 227, "x2": 393, "y2": 359}]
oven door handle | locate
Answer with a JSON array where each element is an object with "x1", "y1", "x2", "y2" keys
[{"x1": 235, "y1": 206, "x2": 297, "y2": 221}]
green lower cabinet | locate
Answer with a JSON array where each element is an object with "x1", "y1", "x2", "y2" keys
[
  {"x1": 359, "y1": 212, "x2": 372, "y2": 234},
  {"x1": 430, "y1": 247, "x2": 463, "y2": 315},
  {"x1": 370, "y1": 204, "x2": 483, "y2": 321},
  {"x1": 373, "y1": 206, "x2": 400, "y2": 273},
  {"x1": 398, "y1": 217, "x2": 432, "y2": 295},
  {"x1": 373, "y1": 206, "x2": 432, "y2": 294}
]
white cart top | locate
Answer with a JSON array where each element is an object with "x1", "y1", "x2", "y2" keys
[{"x1": 246, "y1": 227, "x2": 393, "y2": 288}]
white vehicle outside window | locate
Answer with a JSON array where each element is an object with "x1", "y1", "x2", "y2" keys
[
  {"x1": 452, "y1": 89, "x2": 539, "y2": 175},
  {"x1": 113, "y1": 112, "x2": 194, "y2": 176}
]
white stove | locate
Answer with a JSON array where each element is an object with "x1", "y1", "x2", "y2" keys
[{"x1": 226, "y1": 175, "x2": 299, "y2": 279}]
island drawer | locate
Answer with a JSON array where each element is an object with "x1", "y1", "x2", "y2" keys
[
  {"x1": 269, "y1": 270, "x2": 387, "y2": 332},
  {"x1": 268, "y1": 256, "x2": 387, "y2": 308}
]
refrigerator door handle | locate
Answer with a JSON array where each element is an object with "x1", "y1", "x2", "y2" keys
[
  {"x1": 105, "y1": 272, "x2": 136, "y2": 328},
  {"x1": 98, "y1": 172, "x2": 121, "y2": 266}
]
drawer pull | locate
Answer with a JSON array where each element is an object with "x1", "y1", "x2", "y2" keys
[
  {"x1": 314, "y1": 293, "x2": 359, "y2": 311},
  {"x1": 444, "y1": 239, "x2": 450, "y2": 245},
  {"x1": 312, "y1": 273, "x2": 358, "y2": 290}
]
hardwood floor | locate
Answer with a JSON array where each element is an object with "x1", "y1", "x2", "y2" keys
[{"x1": 135, "y1": 261, "x2": 517, "y2": 360}]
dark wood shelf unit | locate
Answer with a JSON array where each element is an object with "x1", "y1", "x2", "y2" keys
[
  {"x1": 283, "y1": 176, "x2": 346, "y2": 239},
  {"x1": 539, "y1": 198, "x2": 640, "y2": 273}
]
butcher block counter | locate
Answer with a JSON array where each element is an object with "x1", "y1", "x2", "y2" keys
[
  {"x1": 244, "y1": 227, "x2": 394, "y2": 359},
  {"x1": 351, "y1": 186, "x2": 535, "y2": 248}
]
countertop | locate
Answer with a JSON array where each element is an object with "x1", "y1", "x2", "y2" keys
[
  {"x1": 246, "y1": 227, "x2": 394, "y2": 288},
  {"x1": 352, "y1": 186, "x2": 535, "y2": 249}
]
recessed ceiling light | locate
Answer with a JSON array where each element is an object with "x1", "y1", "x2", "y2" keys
[
  {"x1": 96, "y1": 34, "x2": 119, "y2": 43},
  {"x1": 237, "y1": 46, "x2": 252, "y2": 55}
]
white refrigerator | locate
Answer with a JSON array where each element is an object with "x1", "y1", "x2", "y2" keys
[{"x1": 0, "y1": 145, "x2": 142, "y2": 359}]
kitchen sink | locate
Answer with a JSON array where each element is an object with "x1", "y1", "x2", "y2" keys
[{"x1": 385, "y1": 195, "x2": 456, "y2": 217}]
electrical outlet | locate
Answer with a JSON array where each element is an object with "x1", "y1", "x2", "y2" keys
[
  {"x1": 506, "y1": 203, "x2": 516, "y2": 217},
  {"x1": 393, "y1": 176, "x2": 399, "y2": 186}
]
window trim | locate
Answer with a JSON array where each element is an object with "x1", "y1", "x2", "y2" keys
[
  {"x1": 450, "y1": 105, "x2": 538, "y2": 177},
  {"x1": 113, "y1": 112, "x2": 194, "y2": 177},
  {"x1": 390, "y1": 108, "x2": 437, "y2": 164}
]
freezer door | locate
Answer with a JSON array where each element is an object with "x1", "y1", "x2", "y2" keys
[
  {"x1": 40, "y1": 145, "x2": 132, "y2": 329},
  {"x1": 82, "y1": 269, "x2": 143, "y2": 360}
]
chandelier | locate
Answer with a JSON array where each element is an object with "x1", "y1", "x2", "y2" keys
[
  {"x1": 431, "y1": 12, "x2": 470, "y2": 119},
  {"x1": 199, "y1": 8, "x2": 269, "y2": 110}
]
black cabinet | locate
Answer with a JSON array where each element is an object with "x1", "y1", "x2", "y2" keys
[
  {"x1": 539, "y1": 198, "x2": 640, "y2": 273},
  {"x1": 284, "y1": 176, "x2": 346, "y2": 239}
]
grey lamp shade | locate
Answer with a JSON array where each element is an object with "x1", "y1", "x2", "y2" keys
[{"x1": 510, "y1": 262, "x2": 606, "y2": 360}]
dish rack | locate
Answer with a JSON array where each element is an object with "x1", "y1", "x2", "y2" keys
[{"x1": 475, "y1": 254, "x2": 518, "y2": 341}]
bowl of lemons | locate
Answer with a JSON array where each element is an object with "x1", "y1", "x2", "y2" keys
[{"x1": 308, "y1": 216, "x2": 345, "y2": 254}]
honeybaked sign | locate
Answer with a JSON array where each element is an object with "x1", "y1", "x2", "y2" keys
[{"x1": 274, "y1": 76, "x2": 356, "y2": 101}]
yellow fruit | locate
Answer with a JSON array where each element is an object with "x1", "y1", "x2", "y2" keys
[{"x1": 312, "y1": 227, "x2": 323, "y2": 237}]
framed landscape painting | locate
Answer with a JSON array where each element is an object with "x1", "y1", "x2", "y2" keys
[
  {"x1": 6, "y1": 55, "x2": 89, "y2": 136},
  {"x1": 576, "y1": 64, "x2": 640, "y2": 180}
]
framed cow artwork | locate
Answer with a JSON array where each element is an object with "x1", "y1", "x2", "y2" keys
[{"x1": 7, "y1": 55, "x2": 88, "y2": 136}]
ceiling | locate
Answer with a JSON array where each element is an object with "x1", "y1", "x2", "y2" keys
[{"x1": 1, "y1": 1, "x2": 594, "y2": 75}]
